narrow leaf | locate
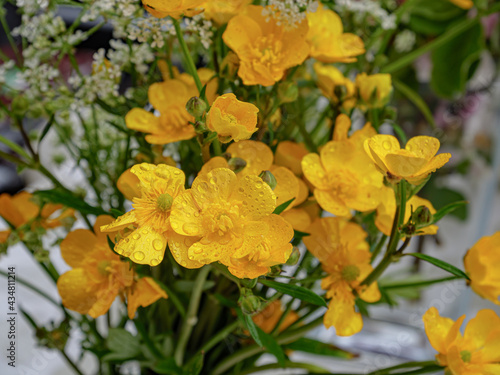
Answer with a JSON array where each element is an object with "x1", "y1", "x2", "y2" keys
[
  {"x1": 38, "y1": 115, "x2": 55, "y2": 144},
  {"x1": 285, "y1": 338, "x2": 355, "y2": 359},
  {"x1": 273, "y1": 198, "x2": 295, "y2": 215},
  {"x1": 151, "y1": 358, "x2": 182, "y2": 375},
  {"x1": 405, "y1": 253, "x2": 469, "y2": 280},
  {"x1": 34, "y1": 189, "x2": 109, "y2": 216},
  {"x1": 183, "y1": 353, "x2": 204, "y2": 375},
  {"x1": 430, "y1": 201, "x2": 468, "y2": 225},
  {"x1": 259, "y1": 279, "x2": 327, "y2": 307}
]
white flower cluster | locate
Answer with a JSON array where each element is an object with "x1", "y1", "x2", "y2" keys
[
  {"x1": 394, "y1": 29, "x2": 416, "y2": 53},
  {"x1": 15, "y1": 0, "x2": 49, "y2": 15},
  {"x1": 21, "y1": 60, "x2": 60, "y2": 94},
  {"x1": 185, "y1": 14, "x2": 214, "y2": 49},
  {"x1": 127, "y1": 16, "x2": 175, "y2": 49},
  {"x1": 81, "y1": 0, "x2": 142, "y2": 22},
  {"x1": 107, "y1": 39, "x2": 155, "y2": 76},
  {"x1": 262, "y1": 0, "x2": 319, "y2": 28},
  {"x1": 336, "y1": 0, "x2": 396, "y2": 30}
]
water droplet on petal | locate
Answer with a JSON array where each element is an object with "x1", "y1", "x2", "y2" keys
[
  {"x1": 133, "y1": 251, "x2": 145, "y2": 261},
  {"x1": 153, "y1": 239, "x2": 164, "y2": 251},
  {"x1": 383, "y1": 141, "x2": 392, "y2": 150},
  {"x1": 132, "y1": 233, "x2": 141, "y2": 240}
]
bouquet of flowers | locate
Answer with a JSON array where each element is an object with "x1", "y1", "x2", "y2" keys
[{"x1": 0, "y1": 0, "x2": 499, "y2": 374}]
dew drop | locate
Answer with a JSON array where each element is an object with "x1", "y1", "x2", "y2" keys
[
  {"x1": 383, "y1": 141, "x2": 392, "y2": 150},
  {"x1": 133, "y1": 251, "x2": 145, "y2": 261},
  {"x1": 132, "y1": 233, "x2": 141, "y2": 240},
  {"x1": 153, "y1": 239, "x2": 164, "y2": 251},
  {"x1": 182, "y1": 222, "x2": 199, "y2": 235},
  {"x1": 150, "y1": 258, "x2": 160, "y2": 266}
]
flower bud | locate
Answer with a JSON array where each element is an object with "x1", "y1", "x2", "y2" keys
[
  {"x1": 239, "y1": 293, "x2": 261, "y2": 315},
  {"x1": 194, "y1": 121, "x2": 207, "y2": 134},
  {"x1": 286, "y1": 247, "x2": 301, "y2": 266},
  {"x1": 228, "y1": 157, "x2": 247, "y2": 173},
  {"x1": 186, "y1": 96, "x2": 207, "y2": 118},
  {"x1": 412, "y1": 206, "x2": 433, "y2": 227},
  {"x1": 278, "y1": 81, "x2": 298, "y2": 104},
  {"x1": 259, "y1": 170, "x2": 277, "y2": 190},
  {"x1": 11, "y1": 95, "x2": 29, "y2": 116}
]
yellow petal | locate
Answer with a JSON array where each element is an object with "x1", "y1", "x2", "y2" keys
[
  {"x1": 100, "y1": 210, "x2": 137, "y2": 232},
  {"x1": 117, "y1": 168, "x2": 142, "y2": 201},
  {"x1": 60, "y1": 229, "x2": 97, "y2": 268},
  {"x1": 405, "y1": 136, "x2": 440, "y2": 160},
  {"x1": 464, "y1": 310, "x2": 500, "y2": 359},
  {"x1": 114, "y1": 226, "x2": 166, "y2": 267},
  {"x1": 384, "y1": 151, "x2": 428, "y2": 177},
  {"x1": 314, "y1": 189, "x2": 351, "y2": 217},
  {"x1": 88, "y1": 282, "x2": 120, "y2": 318},
  {"x1": 127, "y1": 277, "x2": 167, "y2": 319},
  {"x1": 0, "y1": 230, "x2": 10, "y2": 243},
  {"x1": 423, "y1": 307, "x2": 458, "y2": 354},
  {"x1": 324, "y1": 294, "x2": 362, "y2": 336},
  {"x1": 199, "y1": 157, "x2": 229, "y2": 175},
  {"x1": 192, "y1": 168, "x2": 237, "y2": 209},
  {"x1": 57, "y1": 269, "x2": 97, "y2": 315},
  {"x1": 294, "y1": 178, "x2": 309, "y2": 206},
  {"x1": 231, "y1": 174, "x2": 276, "y2": 220},
  {"x1": 364, "y1": 135, "x2": 401, "y2": 173},
  {"x1": 131, "y1": 163, "x2": 186, "y2": 196},
  {"x1": 227, "y1": 140, "x2": 273, "y2": 176},
  {"x1": 333, "y1": 114, "x2": 351, "y2": 141},
  {"x1": 125, "y1": 108, "x2": 160, "y2": 133},
  {"x1": 301, "y1": 153, "x2": 331, "y2": 190},
  {"x1": 274, "y1": 141, "x2": 309, "y2": 176},
  {"x1": 408, "y1": 153, "x2": 452, "y2": 184},
  {"x1": 170, "y1": 191, "x2": 205, "y2": 237},
  {"x1": 271, "y1": 166, "x2": 299, "y2": 210},
  {"x1": 281, "y1": 208, "x2": 311, "y2": 232},
  {"x1": 94, "y1": 215, "x2": 116, "y2": 241},
  {"x1": 168, "y1": 230, "x2": 204, "y2": 269}
]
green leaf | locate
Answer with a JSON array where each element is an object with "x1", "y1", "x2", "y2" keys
[
  {"x1": 110, "y1": 208, "x2": 124, "y2": 218},
  {"x1": 285, "y1": 338, "x2": 355, "y2": 359},
  {"x1": 38, "y1": 115, "x2": 55, "y2": 144},
  {"x1": 242, "y1": 313, "x2": 286, "y2": 366},
  {"x1": 34, "y1": 189, "x2": 109, "y2": 216},
  {"x1": 104, "y1": 328, "x2": 141, "y2": 361},
  {"x1": 183, "y1": 353, "x2": 204, "y2": 375},
  {"x1": 259, "y1": 279, "x2": 327, "y2": 307},
  {"x1": 151, "y1": 358, "x2": 182, "y2": 375},
  {"x1": 174, "y1": 280, "x2": 215, "y2": 292},
  {"x1": 408, "y1": 0, "x2": 465, "y2": 36},
  {"x1": 405, "y1": 253, "x2": 470, "y2": 280},
  {"x1": 273, "y1": 198, "x2": 295, "y2": 215},
  {"x1": 422, "y1": 184, "x2": 468, "y2": 221},
  {"x1": 430, "y1": 201, "x2": 468, "y2": 225},
  {"x1": 431, "y1": 22, "x2": 484, "y2": 98}
]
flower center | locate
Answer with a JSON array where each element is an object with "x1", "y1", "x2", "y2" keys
[
  {"x1": 97, "y1": 260, "x2": 111, "y2": 276},
  {"x1": 460, "y1": 350, "x2": 471, "y2": 363},
  {"x1": 156, "y1": 193, "x2": 173, "y2": 212},
  {"x1": 341, "y1": 265, "x2": 360, "y2": 282}
]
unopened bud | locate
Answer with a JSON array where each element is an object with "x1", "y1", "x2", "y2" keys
[
  {"x1": 194, "y1": 121, "x2": 207, "y2": 134},
  {"x1": 11, "y1": 96, "x2": 29, "y2": 116},
  {"x1": 278, "y1": 81, "x2": 298, "y2": 104},
  {"x1": 186, "y1": 96, "x2": 207, "y2": 118},
  {"x1": 259, "y1": 170, "x2": 277, "y2": 190},
  {"x1": 412, "y1": 206, "x2": 433, "y2": 227},
  {"x1": 228, "y1": 157, "x2": 247, "y2": 173},
  {"x1": 239, "y1": 293, "x2": 261, "y2": 315},
  {"x1": 286, "y1": 247, "x2": 300, "y2": 266}
]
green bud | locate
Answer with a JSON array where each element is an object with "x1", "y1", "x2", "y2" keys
[
  {"x1": 34, "y1": 249, "x2": 50, "y2": 262},
  {"x1": 228, "y1": 157, "x2": 247, "y2": 173},
  {"x1": 186, "y1": 96, "x2": 207, "y2": 118},
  {"x1": 278, "y1": 81, "x2": 298, "y2": 104},
  {"x1": 11, "y1": 96, "x2": 29, "y2": 116},
  {"x1": 239, "y1": 290, "x2": 261, "y2": 315},
  {"x1": 411, "y1": 206, "x2": 433, "y2": 227},
  {"x1": 194, "y1": 121, "x2": 207, "y2": 134},
  {"x1": 259, "y1": 170, "x2": 277, "y2": 190},
  {"x1": 286, "y1": 246, "x2": 300, "y2": 266}
]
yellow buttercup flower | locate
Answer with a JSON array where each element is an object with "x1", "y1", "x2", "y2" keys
[
  {"x1": 206, "y1": 93, "x2": 259, "y2": 143},
  {"x1": 0, "y1": 192, "x2": 75, "y2": 243},
  {"x1": 375, "y1": 187, "x2": 438, "y2": 236},
  {"x1": 126, "y1": 69, "x2": 216, "y2": 145},
  {"x1": 274, "y1": 141, "x2": 309, "y2": 176},
  {"x1": 355, "y1": 73, "x2": 392, "y2": 109},
  {"x1": 306, "y1": 4, "x2": 365, "y2": 63},
  {"x1": 117, "y1": 168, "x2": 142, "y2": 201},
  {"x1": 423, "y1": 307, "x2": 500, "y2": 374},
  {"x1": 142, "y1": 0, "x2": 204, "y2": 18},
  {"x1": 57, "y1": 216, "x2": 167, "y2": 319},
  {"x1": 202, "y1": 0, "x2": 252, "y2": 26},
  {"x1": 464, "y1": 231, "x2": 500, "y2": 305},
  {"x1": 304, "y1": 217, "x2": 380, "y2": 336},
  {"x1": 169, "y1": 167, "x2": 294, "y2": 278},
  {"x1": 302, "y1": 114, "x2": 384, "y2": 216},
  {"x1": 364, "y1": 135, "x2": 451, "y2": 185},
  {"x1": 314, "y1": 62, "x2": 356, "y2": 109},
  {"x1": 101, "y1": 164, "x2": 186, "y2": 267},
  {"x1": 448, "y1": 0, "x2": 473, "y2": 9},
  {"x1": 223, "y1": 5, "x2": 310, "y2": 86}
]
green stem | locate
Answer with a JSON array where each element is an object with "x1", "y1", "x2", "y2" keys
[
  {"x1": 186, "y1": 320, "x2": 240, "y2": 366},
  {"x1": 135, "y1": 319, "x2": 163, "y2": 359},
  {"x1": 174, "y1": 265, "x2": 211, "y2": 366},
  {"x1": 381, "y1": 17, "x2": 478, "y2": 74},
  {"x1": 0, "y1": 12, "x2": 22, "y2": 64},
  {"x1": 212, "y1": 316, "x2": 323, "y2": 375},
  {"x1": 380, "y1": 276, "x2": 459, "y2": 289},
  {"x1": 59, "y1": 350, "x2": 85, "y2": 375},
  {"x1": 393, "y1": 79, "x2": 437, "y2": 130},
  {"x1": 172, "y1": 18, "x2": 203, "y2": 93},
  {"x1": 370, "y1": 234, "x2": 387, "y2": 263},
  {"x1": 0, "y1": 134, "x2": 32, "y2": 160}
]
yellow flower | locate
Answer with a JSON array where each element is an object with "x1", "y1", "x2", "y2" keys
[
  {"x1": 364, "y1": 135, "x2": 451, "y2": 185},
  {"x1": 223, "y1": 5, "x2": 310, "y2": 86},
  {"x1": 464, "y1": 231, "x2": 500, "y2": 305},
  {"x1": 117, "y1": 168, "x2": 142, "y2": 201},
  {"x1": 304, "y1": 217, "x2": 380, "y2": 336},
  {"x1": 448, "y1": 0, "x2": 473, "y2": 9},
  {"x1": 169, "y1": 168, "x2": 294, "y2": 278},
  {"x1": 126, "y1": 69, "x2": 216, "y2": 145},
  {"x1": 274, "y1": 141, "x2": 309, "y2": 176},
  {"x1": 423, "y1": 307, "x2": 500, "y2": 374},
  {"x1": 252, "y1": 300, "x2": 299, "y2": 334},
  {"x1": 57, "y1": 216, "x2": 167, "y2": 319},
  {"x1": 302, "y1": 114, "x2": 384, "y2": 216},
  {"x1": 101, "y1": 164, "x2": 186, "y2": 267},
  {"x1": 0, "y1": 192, "x2": 74, "y2": 243},
  {"x1": 142, "y1": 0, "x2": 204, "y2": 18},
  {"x1": 206, "y1": 93, "x2": 259, "y2": 143},
  {"x1": 202, "y1": 0, "x2": 252, "y2": 26},
  {"x1": 306, "y1": 4, "x2": 365, "y2": 63},
  {"x1": 375, "y1": 187, "x2": 438, "y2": 236},
  {"x1": 355, "y1": 73, "x2": 392, "y2": 109},
  {"x1": 314, "y1": 62, "x2": 356, "y2": 109}
]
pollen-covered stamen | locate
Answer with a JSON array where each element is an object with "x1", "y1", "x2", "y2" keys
[
  {"x1": 460, "y1": 350, "x2": 471, "y2": 363},
  {"x1": 341, "y1": 265, "x2": 360, "y2": 282},
  {"x1": 156, "y1": 193, "x2": 173, "y2": 212}
]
